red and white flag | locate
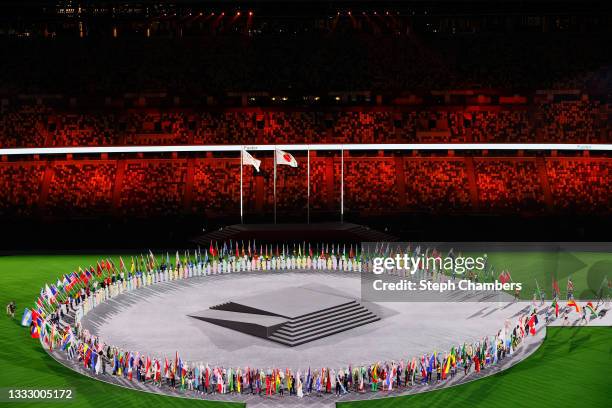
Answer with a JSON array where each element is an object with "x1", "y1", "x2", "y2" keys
[
  {"x1": 242, "y1": 150, "x2": 261, "y2": 172},
  {"x1": 275, "y1": 149, "x2": 298, "y2": 167}
]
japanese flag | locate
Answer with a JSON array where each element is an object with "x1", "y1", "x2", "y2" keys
[
  {"x1": 275, "y1": 149, "x2": 298, "y2": 167},
  {"x1": 242, "y1": 150, "x2": 261, "y2": 172}
]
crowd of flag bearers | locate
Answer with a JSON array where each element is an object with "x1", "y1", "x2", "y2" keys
[{"x1": 21, "y1": 241, "x2": 607, "y2": 399}]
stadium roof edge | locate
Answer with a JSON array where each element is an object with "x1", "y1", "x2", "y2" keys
[{"x1": 1, "y1": 144, "x2": 610, "y2": 156}]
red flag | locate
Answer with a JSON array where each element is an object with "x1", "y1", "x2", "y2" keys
[
  {"x1": 30, "y1": 324, "x2": 40, "y2": 339},
  {"x1": 31, "y1": 309, "x2": 41, "y2": 324},
  {"x1": 499, "y1": 271, "x2": 510, "y2": 284},
  {"x1": 552, "y1": 279, "x2": 560, "y2": 295},
  {"x1": 528, "y1": 315, "x2": 537, "y2": 335},
  {"x1": 155, "y1": 360, "x2": 161, "y2": 382},
  {"x1": 96, "y1": 262, "x2": 102, "y2": 277},
  {"x1": 145, "y1": 357, "x2": 151, "y2": 380},
  {"x1": 105, "y1": 259, "x2": 112, "y2": 272}
]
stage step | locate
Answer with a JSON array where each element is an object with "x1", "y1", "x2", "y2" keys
[
  {"x1": 267, "y1": 300, "x2": 379, "y2": 346},
  {"x1": 284, "y1": 301, "x2": 359, "y2": 325},
  {"x1": 273, "y1": 310, "x2": 375, "y2": 340},
  {"x1": 268, "y1": 314, "x2": 380, "y2": 347},
  {"x1": 280, "y1": 304, "x2": 369, "y2": 332}
]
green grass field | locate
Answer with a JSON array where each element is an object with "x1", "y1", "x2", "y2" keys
[
  {"x1": 456, "y1": 250, "x2": 611, "y2": 300},
  {"x1": 339, "y1": 326, "x2": 612, "y2": 408},
  {"x1": 0, "y1": 253, "x2": 610, "y2": 408},
  {"x1": 0, "y1": 255, "x2": 241, "y2": 408}
]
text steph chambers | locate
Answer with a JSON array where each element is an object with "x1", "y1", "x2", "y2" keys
[{"x1": 372, "y1": 279, "x2": 523, "y2": 292}]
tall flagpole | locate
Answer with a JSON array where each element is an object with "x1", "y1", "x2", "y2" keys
[
  {"x1": 240, "y1": 148, "x2": 243, "y2": 224},
  {"x1": 307, "y1": 148, "x2": 310, "y2": 224},
  {"x1": 340, "y1": 148, "x2": 344, "y2": 223},
  {"x1": 273, "y1": 147, "x2": 277, "y2": 224}
]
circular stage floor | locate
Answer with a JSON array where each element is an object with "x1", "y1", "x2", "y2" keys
[{"x1": 81, "y1": 270, "x2": 528, "y2": 370}]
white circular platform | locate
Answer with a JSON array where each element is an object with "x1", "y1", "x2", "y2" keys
[{"x1": 81, "y1": 270, "x2": 528, "y2": 370}]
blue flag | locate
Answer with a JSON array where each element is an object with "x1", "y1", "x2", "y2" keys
[{"x1": 21, "y1": 309, "x2": 32, "y2": 327}]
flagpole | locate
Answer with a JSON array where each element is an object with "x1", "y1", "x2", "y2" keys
[
  {"x1": 240, "y1": 147, "x2": 244, "y2": 224},
  {"x1": 273, "y1": 147, "x2": 277, "y2": 224},
  {"x1": 307, "y1": 148, "x2": 310, "y2": 224},
  {"x1": 340, "y1": 147, "x2": 344, "y2": 223}
]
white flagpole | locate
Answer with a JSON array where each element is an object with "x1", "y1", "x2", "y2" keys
[
  {"x1": 240, "y1": 148, "x2": 244, "y2": 224},
  {"x1": 340, "y1": 148, "x2": 344, "y2": 223},
  {"x1": 307, "y1": 148, "x2": 310, "y2": 224},
  {"x1": 273, "y1": 148, "x2": 277, "y2": 224}
]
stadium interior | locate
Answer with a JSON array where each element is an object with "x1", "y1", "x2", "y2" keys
[{"x1": 1, "y1": 0, "x2": 611, "y2": 249}]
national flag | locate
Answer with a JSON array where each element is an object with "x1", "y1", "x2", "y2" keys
[
  {"x1": 30, "y1": 324, "x2": 40, "y2": 338},
  {"x1": 209, "y1": 242, "x2": 217, "y2": 258},
  {"x1": 428, "y1": 353, "x2": 435, "y2": 371},
  {"x1": 585, "y1": 302, "x2": 598, "y2": 318},
  {"x1": 79, "y1": 270, "x2": 89, "y2": 285},
  {"x1": 61, "y1": 328, "x2": 73, "y2": 350},
  {"x1": 45, "y1": 284, "x2": 56, "y2": 304},
  {"x1": 21, "y1": 309, "x2": 32, "y2": 327},
  {"x1": 155, "y1": 360, "x2": 161, "y2": 382},
  {"x1": 552, "y1": 278, "x2": 560, "y2": 296},
  {"x1": 31, "y1": 309, "x2": 41, "y2": 324},
  {"x1": 275, "y1": 149, "x2": 298, "y2": 167},
  {"x1": 527, "y1": 314, "x2": 537, "y2": 335},
  {"x1": 567, "y1": 299, "x2": 580, "y2": 313},
  {"x1": 242, "y1": 150, "x2": 261, "y2": 172},
  {"x1": 499, "y1": 271, "x2": 511, "y2": 284},
  {"x1": 119, "y1": 257, "x2": 126, "y2": 272},
  {"x1": 552, "y1": 299, "x2": 559, "y2": 317},
  {"x1": 145, "y1": 357, "x2": 151, "y2": 380}
]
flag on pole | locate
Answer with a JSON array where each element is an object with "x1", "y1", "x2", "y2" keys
[
  {"x1": 275, "y1": 149, "x2": 298, "y2": 167},
  {"x1": 21, "y1": 309, "x2": 32, "y2": 327},
  {"x1": 567, "y1": 299, "x2": 580, "y2": 313},
  {"x1": 552, "y1": 278, "x2": 560, "y2": 296},
  {"x1": 242, "y1": 150, "x2": 261, "y2": 172},
  {"x1": 585, "y1": 302, "x2": 598, "y2": 318},
  {"x1": 552, "y1": 298, "x2": 559, "y2": 317},
  {"x1": 499, "y1": 270, "x2": 511, "y2": 284}
]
